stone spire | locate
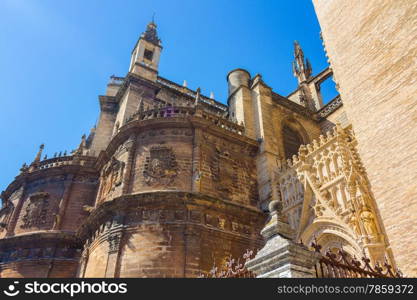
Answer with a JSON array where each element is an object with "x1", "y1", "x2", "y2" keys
[
  {"x1": 292, "y1": 41, "x2": 312, "y2": 84},
  {"x1": 141, "y1": 21, "x2": 161, "y2": 46},
  {"x1": 74, "y1": 135, "x2": 86, "y2": 155},
  {"x1": 33, "y1": 144, "x2": 44, "y2": 163}
]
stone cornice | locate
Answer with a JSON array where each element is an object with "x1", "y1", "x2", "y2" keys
[
  {"x1": 77, "y1": 191, "x2": 265, "y2": 241},
  {"x1": 2, "y1": 156, "x2": 98, "y2": 204},
  {"x1": 0, "y1": 231, "x2": 81, "y2": 265},
  {"x1": 0, "y1": 231, "x2": 79, "y2": 248}
]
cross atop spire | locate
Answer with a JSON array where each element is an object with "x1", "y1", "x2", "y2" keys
[{"x1": 292, "y1": 41, "x2": 312, "y2": 84}]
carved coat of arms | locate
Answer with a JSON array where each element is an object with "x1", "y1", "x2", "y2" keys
[
  {"x1": 143, "y1": 146, "x2": 178, "y2": 186},
  {"x1": 21, "y1": 192, "x2": 51, "y2": 229}
]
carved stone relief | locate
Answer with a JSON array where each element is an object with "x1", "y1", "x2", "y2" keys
[
  {"x1": 21, "y1": 192, "x2": 51, "y2": 229},
  {"x1": 100, "y1": 157, "x2": 125, "y2": 199},
  {"x1": 276, "y1": 125, "x2": 389, "y2": 262},
  {"x1": 107, "y1": 232, "x2": 122, "y2": 253},
  {"x1": 143, "y1": 145, "x2": 178, "y2": 186}
]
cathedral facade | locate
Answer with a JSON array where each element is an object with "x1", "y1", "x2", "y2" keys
[{"x1": 0, "y1": 21, "x2": 398, "y2": 277}]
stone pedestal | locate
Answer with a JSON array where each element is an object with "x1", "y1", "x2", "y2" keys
[{"x1": 246, "y1": 201, "x2": 321, "y2": 278}]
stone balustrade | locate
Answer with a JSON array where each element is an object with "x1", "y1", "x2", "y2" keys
[
  {"x1": 25, "y1": 155, "x2": 96, "y2": 174},
  {"x1": 200, "y1": 111, "x2": 244, "y2": 135},
  {"x1": 316, "y1": 95, "x2": 342, "y2": 119},
  {"x1": 126, "y1": 105, "x2": 245, "y2": 136},
  {"x1": 156, "y1": 77, "x2": 228, "y2": 111}
]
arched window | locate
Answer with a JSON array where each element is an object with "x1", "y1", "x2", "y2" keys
[{"x1": 283, "y1": 125, "x2": 304, "y2": 160}]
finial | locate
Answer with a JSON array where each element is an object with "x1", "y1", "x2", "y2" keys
[
  {"x1": 268, "y1": 200, "x2": 282, "y2": 216},
  {"x1": 75, "y1": 134, "x2": 87, "y2": 155},
  {"x1": 195, "y1": 87, "x2": 201, "y2": 106},
  {"x1": 33, "y1": 144, "x2": 44, "y2": 163},
  {"x1": 292, "y1": 40, "x2": 312, "y2": 83},
  {"x1": 209, "y1": 91, "x2": 214, "y2": 99},
  {"x1": 183, "y1": 80, "x2": 187, "y2": 88},
  {"x1": 20, "y1": 163, "x2": 28, "y2": 173}
]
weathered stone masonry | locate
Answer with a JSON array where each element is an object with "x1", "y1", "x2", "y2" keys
[{"x1": 0, "y1": 15, "x2": 408, "y2": 277}]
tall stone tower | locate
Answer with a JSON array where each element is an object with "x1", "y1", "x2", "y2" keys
[
  {"x1": 129, "y1": 21, "x2": 162, "y2": 81},
  {"x1": 312, "y1": 0, "x2": 417, "y2": 276}
]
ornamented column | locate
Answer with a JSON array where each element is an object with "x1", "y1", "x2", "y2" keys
[
  {"x1": 246, "y1": 200, "x2": 320, "y2": 278},
  {"x1": 53, "y1": 174, "x2": 74, "y2": 230},
  {"x1": 122, "y1": 134, "x2": 136, "y2": 195},
  {"x1": 104, "y1": 215, "x2": 124, "y2": 278}
]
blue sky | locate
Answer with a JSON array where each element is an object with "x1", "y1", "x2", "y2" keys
[{"x1": 0, "y1": 0, "x2": 336, "y2": 193}]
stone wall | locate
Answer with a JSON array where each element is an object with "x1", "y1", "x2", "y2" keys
[
  {"x1": 0, "y1": 158, "x2": 97, "y2": 278},
  {"x1": 79, "y1": 192, "x2": 265, "y2": 278},
  {"x1": 313, "y1": 0, "x2": 417, "y2": 276}
]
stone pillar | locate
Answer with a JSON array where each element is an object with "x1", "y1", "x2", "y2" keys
[
  {"x1": 122, "y1": 134, "x2": 137, "y2": 195},
  {"x1": 104, "y1": 215, "x2": 124, "y2": 278},
  {"x1": 105, "y1": 231, "x2": 122, "y2": 278},
  {"x1": 246, "y1": 200, "x2": 320, "y2": 278},
  {"x1": 53, "y1": 174, "x2": 74, "y2": 230}
]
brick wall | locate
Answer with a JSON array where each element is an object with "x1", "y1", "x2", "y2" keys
[{"x1": 313, "y1": 0, "x2": 417, "y2": 276}]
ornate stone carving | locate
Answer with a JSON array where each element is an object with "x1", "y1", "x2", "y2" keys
[
  {"x1": 107, "y1": 232, "x2": 122, "y2": 253},
  {"x1": 348, "y1": 213, "x2": 361, "y2": 235},
  {"x1": 143, "y1": 146, "x2": 178, "y2": 186},
  {"x1": 21, "y1": 192, "x2": 51, "y2": 229},
  {"x1": 74, "y1": 175, "x2": 98, "y2": 184},
  {"x1": 276, "y1": 125, "x2": 389, "y2": 263},
  {"x1": 360, "y1": 208, "x2": 378, "y2": 240},
  {"x1": 100, "y1": 157, "x2": 125, "y2": 198}
]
